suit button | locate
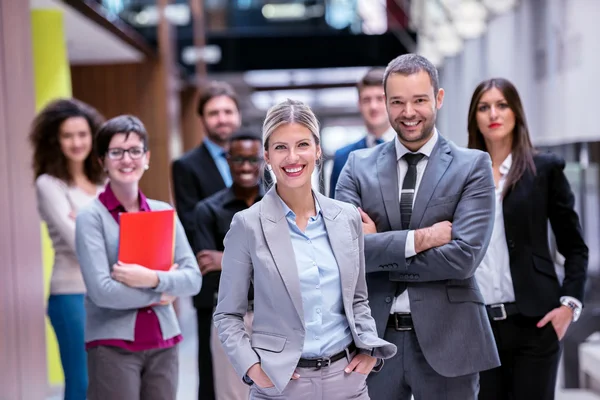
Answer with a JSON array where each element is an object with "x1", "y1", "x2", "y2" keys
[
  {"x1": 507, "y1": 240, "x2": 515, "y2": 249},
  {"x1": 385, "y1": 297, "x2": 392, "y2": 303}
]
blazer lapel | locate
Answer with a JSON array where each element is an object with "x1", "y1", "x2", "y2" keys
[
  {"x1": 377, "y1": 142, "x2": 402, "y2": 231},
  {"x1": 260, "y1": 188, "x2": 305, "y2": 325},
  {"x1": 410, "y1": 136, "x2": 453, "y2": 229},
  {"x1": 315, "y1": 193, "x2": 354, "y2": 308}
]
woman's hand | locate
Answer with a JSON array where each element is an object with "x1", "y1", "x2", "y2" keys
[
  {"x1": 344, "y1": 353, "x2": 377, "y2": 375},
  {"x1": 247, "y1": 363, "x2": 276, "y2": 388},
  {"x1": 537, "y1": 305, "x2": 573, "y2": 340},
  {"x1": 159, "y1": 293, "x2": 177, "y2": 306},
  {"x1": 112, "y1": 261, "x2": 159, "y2": 288}
]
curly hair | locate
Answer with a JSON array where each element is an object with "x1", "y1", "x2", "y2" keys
[{"x1": 29, "y1": 98, "x2": 106, "y2": 184}]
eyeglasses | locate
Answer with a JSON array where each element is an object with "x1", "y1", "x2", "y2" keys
[
  {"x1": 227, "y1": 156, "x2": 263, "y2": 166},
  {"x1": 106, "y1": 147, "x2": 146, "y2": 160}
]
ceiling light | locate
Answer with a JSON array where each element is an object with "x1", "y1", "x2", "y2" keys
[{"x1": 262, "y1": 4, "x2": 306, "y2": 20}]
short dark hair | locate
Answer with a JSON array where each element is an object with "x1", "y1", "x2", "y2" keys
[
  {"x1": 197, "y1": 81, "x2": 239, "y2": 117},
  {"x1": 229, "y1": 128, "x2": 262, "y2": 145},
  {"x1": 383, "y1": 53, "x2": 440, "y2": 96},
  {"x1": 29, "y1": 98, "x2": 105, "y2": 184},
  {"x1": 357, "y1": 68, "x2": 385, "y2": 93},
  {"x1": 95, "y1": 115, "x2": 149, "y2": 158}
]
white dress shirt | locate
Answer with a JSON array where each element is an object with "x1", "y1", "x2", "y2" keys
[
  {"x1": 475, "y1": 154, "x2": 583, "y2": 311},
  {"x1": 475, "y1": 155, "x2": 515, "y2": 305},
  {"x1": 365, "y1": 127, "x2": 396, "y2": 148},
  {"x1": 391, "y1": 129, "x2": 439, "y2": 314}
]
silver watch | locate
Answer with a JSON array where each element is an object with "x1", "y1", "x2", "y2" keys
[{"x1": 560, "y1": 298, "x2": 582, "y2": 322}]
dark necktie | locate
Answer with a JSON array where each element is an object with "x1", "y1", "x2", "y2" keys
[
  {"x1": 375, "y1": 138, "x2": 384, "y2": 145},
  {"x1": 396, "y1": 152, "x2": 424, "y2": 296},
  {"x1": 400, "y1": 153, "x2": 425, "y2": 229}
]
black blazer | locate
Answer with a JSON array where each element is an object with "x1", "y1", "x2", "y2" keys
[
  {"x1": 171, "y1": 144, "x2": 226, "y2": 240},
  {"x1": 503, "y1": 152, "x2": 588, "y2": 317}
]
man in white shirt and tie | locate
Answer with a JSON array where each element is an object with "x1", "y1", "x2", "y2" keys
[{"x1": 335, "y1": 53, "x2": 500, "y2": 400}]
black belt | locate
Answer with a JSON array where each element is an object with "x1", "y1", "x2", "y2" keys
[
  {"x1": 486, "y1": 302, "x2": 519, "y2": 321},
  {"x1": 387, "y1": 313, "x2": 414, "y2": 331},
  {"x1": 297, "y1": 343, "x2": 356, "y2": 369}
]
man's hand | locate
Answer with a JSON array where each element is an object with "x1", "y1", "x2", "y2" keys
[
  {"x1": 112, "y1": 261, "x2": 159, "y2": 288},
  {"x1": 414, "y1": 221, "x2": 452, "y2": 253},
  {"x1": 344, "y1": 353, "x2": 378, "y2": 375},
  {"x1": 537, "y1": 305, "x2": 573, "y2": 340},
  {"x1": 358, "y1": 208, "x2": 377, "y2": 235},
  {"x1": 196, "y1": 250, "x2": 223, "y2": 275}
]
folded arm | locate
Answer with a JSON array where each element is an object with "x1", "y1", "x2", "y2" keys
[
  {"x1": 75, "y1": 210, "x2": 161, "y2": 309},
  {"x1": 390, "y1": 152, "x2": 495, "y2": 281}
]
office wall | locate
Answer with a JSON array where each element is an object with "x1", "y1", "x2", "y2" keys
[
  {"x1": 437, "y1": 0, "x2": 600, "y2": 147},
  {"x1": 71, "y1": 61, "x2": 181, "y2": 204},
  {"x1": 0, "y1": 0, "x2": 48, "y2": 398}
]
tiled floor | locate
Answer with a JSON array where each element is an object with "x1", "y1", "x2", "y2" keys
[{"x1": 47, "y1": 298, "x2": 599, "y2": 399}]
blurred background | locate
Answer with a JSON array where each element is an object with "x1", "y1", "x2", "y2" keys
[{"x1": 1, "y1": 0, "x2": 600, "y2": 399}]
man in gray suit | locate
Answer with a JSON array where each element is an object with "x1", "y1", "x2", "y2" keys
[{"x1": 335, "y1": 54, "x2": 501, "y2": 399}]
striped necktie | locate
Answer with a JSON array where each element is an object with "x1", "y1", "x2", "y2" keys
[{"x1": 400, "y1": 153, "x2": 424, "y2": 230}]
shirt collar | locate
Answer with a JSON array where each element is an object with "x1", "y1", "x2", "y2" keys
[
  {"x1": 98, "y1": 182, "x2": 150, "y2": 212},
  {"x1": 366, "y1": 126, "x2": 396, "y2": 148},
  {"x1": 204, "y1": 137, "x2": 227, "y2": 160},
  {"x1": 499, "y1": 153, "x2": 512, "y2": 176},
  {"x1": 395, "y1": 128, "x2": 439, "y2": 161},
  {"x1": 277, "y1": 191, "x2": 321, "y2": 221}
]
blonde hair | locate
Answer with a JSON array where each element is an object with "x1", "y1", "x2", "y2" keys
[{"x1": 262, "y1": 99, "x2": 321, "y2": 151}]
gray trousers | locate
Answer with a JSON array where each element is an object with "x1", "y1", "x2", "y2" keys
[
  {"x1": 367, "y1": 327, "x2": 478, "y2": 400},
  {"x1": 250, "y1": 349, "x2": 369, "y2": 400},
  {"x1": 87, "y1": 344, "x2": 179, "y2": 400}
]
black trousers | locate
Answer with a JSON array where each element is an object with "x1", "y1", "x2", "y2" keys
[
  {"x1": 197, "y1": 307, "x2": 215, "y2": 400},
  {"x1": 479, "y1": 314, "x2": 562, "y2": 400}
]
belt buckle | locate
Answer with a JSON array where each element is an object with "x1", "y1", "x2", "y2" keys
[
  {"x1": 490, "y1": 303, "x2": 507, "y2": 321},
  {"x1": 315, "y1": 357, "x2": 331, "y2": 370},
  {"x1": 394, "y1": 313, "x2": 412, "y2": 331}
]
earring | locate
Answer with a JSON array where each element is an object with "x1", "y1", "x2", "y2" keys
[{"x1": 144, "y1": 164, "x2": 149, "y2": 170}]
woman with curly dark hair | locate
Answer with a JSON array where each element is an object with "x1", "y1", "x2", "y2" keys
[{"x1": 30, "y1": 98, "x2": 106, "y2": 400}]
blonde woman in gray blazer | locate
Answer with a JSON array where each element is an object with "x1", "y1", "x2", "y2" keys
[{"x1": 214, "y1": 99, "x2": 396, "y2": 400}]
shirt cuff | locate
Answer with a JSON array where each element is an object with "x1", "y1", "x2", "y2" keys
[
  {"x1": 405, "y1": 230, "x2": 416, "y2": 258},
  {"x1": 560, "y1": 296, "x2": 582, "y2": 310}
]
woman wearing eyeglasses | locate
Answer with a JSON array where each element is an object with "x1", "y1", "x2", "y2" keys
[{"x1": 74, "y1": 115, "x2": 202, "y2": 400}]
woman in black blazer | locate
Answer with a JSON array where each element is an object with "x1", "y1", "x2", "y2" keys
[{"x1": 467, "y1": 78, "x2": 588, "y2": 400}]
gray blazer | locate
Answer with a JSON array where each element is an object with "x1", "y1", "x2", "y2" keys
[
  {"x1": 213, "y1": 188, "x2": 396, "y2": 393},
  {"x1": 75, "y1": 198, "x2": 202, "y2": 343},
  {"x1": 336, "y1": 135, "x2": 501, "y2": 377}
]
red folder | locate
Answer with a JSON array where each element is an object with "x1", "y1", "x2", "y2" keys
[{"x1": 118, "y1": 209, "x2": 176, "y2": 271}]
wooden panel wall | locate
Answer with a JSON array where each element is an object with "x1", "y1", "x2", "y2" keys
[
  {"x1": 0, "y1": 0, "x2": 48, "y2": 398},
  {"x1": 180, "y1": 86, "x2": 204, "y2": 152},
  {"x1": 71, "y1": 61, "x2": 178, "y2": 203}
]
